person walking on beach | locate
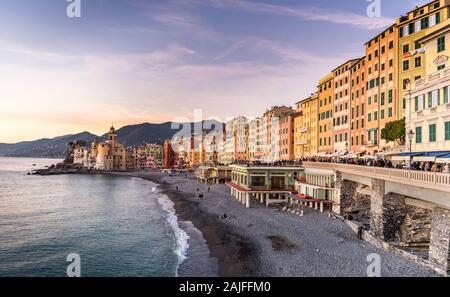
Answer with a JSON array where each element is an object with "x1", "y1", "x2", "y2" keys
[{"x1": 208, "y1": 186, "x2": 210, "y2": 193}]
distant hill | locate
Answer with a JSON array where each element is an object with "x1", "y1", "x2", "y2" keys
[
  {"x1": 0, "y1": 132, "x2": 98, "y2": 158},
  {"x1": 0, "y1": 120, "x2": 223, "y2": 158}
]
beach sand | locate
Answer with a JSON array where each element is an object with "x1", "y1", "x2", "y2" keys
[{"x1": 110, "y1": 170, "x2": 439, "y2": 277}]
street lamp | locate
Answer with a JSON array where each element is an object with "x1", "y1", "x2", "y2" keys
[
  {"x1": 408, "y1": 129, "x2": 415, "y2": 170},
  {"x1": 345, "y1": 142, "x2": 349, "y2": 164}
]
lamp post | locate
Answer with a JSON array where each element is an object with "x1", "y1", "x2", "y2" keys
[
  {"x1": 345, "y1": 142, "x2": 349, "y2": 164},
  {"x1": 408, "y1": 129, "x2": 415, "y2": 170}
]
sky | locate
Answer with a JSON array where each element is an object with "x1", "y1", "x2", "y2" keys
[{"x1": 0, "y1": 0, "x2": 429, "y2": 143}]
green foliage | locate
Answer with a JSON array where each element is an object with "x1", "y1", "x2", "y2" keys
[{"x1": 381, "y1": 118, "x2": 405, "y2": 145}]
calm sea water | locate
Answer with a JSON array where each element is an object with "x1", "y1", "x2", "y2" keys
[{"x1": 0, "y1": 157, "x2": 189, "y2": 277}]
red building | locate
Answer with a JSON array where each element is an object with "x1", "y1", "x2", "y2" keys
[{"x1": 163, "y1": 139, "x2": 177, "y2": 168}]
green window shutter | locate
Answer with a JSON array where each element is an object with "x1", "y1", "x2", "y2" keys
[
  {"x1": 438, "y1": 89, "x2": 441, "y2": 105},
  {"x1": 428, "y1": 92, "x2": 433, "y2": 107},
  {"x1": 445, "y1": 86, "x2": 449, "y2": 104},
  {"x1": 445, "y1": 122, "x2": 450, "y2": 141},
  {"x1": 415, "y1": 96, "x2": 419, "y2": 111},
  {"x1": 429, "y1": 124, "x2": 436, "y2": 142},
  {"x1": 416, "y1": 127, "x2": 422, "y2": 144},
  {"x1": 438, "y1": 36, "x2": 445, "y2": 52}
]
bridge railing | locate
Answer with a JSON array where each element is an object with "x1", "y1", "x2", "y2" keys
[{"x1": 302, "y1": 162, "x2": 450, "y2": 190}]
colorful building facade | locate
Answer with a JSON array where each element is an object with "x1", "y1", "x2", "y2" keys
[{"x1": 317, "y1": 73, "x2": 334, "y2": 154}]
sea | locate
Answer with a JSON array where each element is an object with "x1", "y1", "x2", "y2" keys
[{"x1": 0, "y1": 157, "x2": 217, "y2": 277}]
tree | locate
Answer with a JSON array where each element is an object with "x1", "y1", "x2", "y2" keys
[{"x1": 381, "y1": 118, "x2": 405, "y2": 145}]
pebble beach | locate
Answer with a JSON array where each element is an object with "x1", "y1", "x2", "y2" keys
[{"x1": 111, "y1": 170, "x2": 439, "y2": 277}]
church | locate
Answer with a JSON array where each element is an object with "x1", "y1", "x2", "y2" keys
[{"x1": 73, "y1": 126, "x2": 128, "y2": 171}]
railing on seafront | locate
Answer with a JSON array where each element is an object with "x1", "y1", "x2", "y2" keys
[{"x1": 302, "y1": 162, "x2": 450, "y2": 190}]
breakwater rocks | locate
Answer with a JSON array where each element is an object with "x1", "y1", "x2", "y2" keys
[{"x1": 31, "y1": 163, "x2": 85, "y2": 175}]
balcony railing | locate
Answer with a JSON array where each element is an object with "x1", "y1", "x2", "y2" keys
[{"x1": 302, "y1": 162, "x2": 450, "y2": 191}]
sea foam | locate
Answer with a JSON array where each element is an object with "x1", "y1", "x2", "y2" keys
[{"x1": 157, "y1": 193, "x2": 190, "y2": 277}]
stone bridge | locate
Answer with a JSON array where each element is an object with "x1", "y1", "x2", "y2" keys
[{"x1": 303, "y1": 162, "x2": 450, "y2": 275}]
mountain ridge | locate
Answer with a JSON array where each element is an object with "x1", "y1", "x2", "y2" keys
[{"x1": 0, "y1": 120, "x2": 223, "y2": 158}]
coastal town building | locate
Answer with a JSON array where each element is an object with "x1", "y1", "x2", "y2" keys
[
  {"x1": 163, "y1": 139, "x2": 177, "y2": 168},
  {"x1": 220, "y1": 117, "x2": 249, "y2": 165},
  {"x1": 349, "y1": 57, "x2": 366, "y2": 154},
  {"x1": 248, "y1": 117, "x2": 263, "y2": 162},
  {"x1": 364, "y1": 25, "x2": 399, "y2": 154},
  {"x1": 290, "y1": 168, "x2": 335, "y2": 213},
  {"x1": 261, "y1": 106, "x2": 292, "y2": 162},
  {"x1": 226, "y1": 164, "x2": 303, "y2": 208},
  {"x1": 278, "y1": 110, "x2": 296, "y2": 161},
  {"x1": 396, "y1": 0, "x2": 450, "y2": 120},
  {"x1": 317, "y1": 73, "x2": 334, "y2": 155},
  {"x1": 132, "y1": 143, "x2": 163, "y2": 170},
  {"x1": 294, "y1": 94, "x2": 319, "y2": 159},
  {"x1": 72, "y1": 126, "x2": 128, "y2": 171},
  {"x1": 407, "y1": 24, "x2": 450, "y2": 156},
  {"x1": 332, "y1": 59, "x2": 359, "y2": 154},
  {"x1": 195, "y1": 165, "x2": 232, "y2": 184}
]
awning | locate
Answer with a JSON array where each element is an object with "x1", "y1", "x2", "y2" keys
[
  {"x1": 391, "y1": 152, "x2": 424, "y2": 161},
  {"x1": 436, "y1": 153, "x2": 450, "y2": 164},
  {"x1": 413, "y1": 151, "x2": 450, "y2": 162}
]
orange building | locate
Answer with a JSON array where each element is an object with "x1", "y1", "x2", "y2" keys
[
  {"x1": 364, "y1": 25, "x2": 399, "y2": 154},
  {"x1": 349, "y1": 57, "x2": 366, "y2": 153},
  {"x1": 278, "y1": 111, "x2": 296, "y2": 161},
  {"x1": 317, "y1": 73, "x2": 334, "y2": 153},
  {"x1": 332, "y1": 59, "x2": 360, "y2": 153}
]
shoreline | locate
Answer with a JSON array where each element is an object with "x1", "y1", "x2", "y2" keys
[
  {"x1": 105, "y1": 170, "x2": 439, "y2": 277},
  {"x1": 108, "y1": 171, "x2": 255, "y2": 277},
  {"x1": 32, "y1": 167, "x2": 440, "y2": 277}
]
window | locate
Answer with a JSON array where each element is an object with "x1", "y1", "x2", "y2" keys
[
  {"x1": 416, "y1": 126, "x2": 422, "y2": 144},
  {"x1": 381, "y1": 92, "x2": 385, "y2": 106},
  {"x1": 388, "y1": 107, "x2": 392, "y2": 117},
  {"x1": 381, "y1": 109, "x2": 385, "y2": 119},
  {"x1": 415, "y1": 41, "x2": 421, "y2": 50},
  {"x1": 403, "y1": 44, "x2": 409, "y2": 53},
  {"x1": 421, "y1": 17, "x2": 429, "y2": 30},
  {"x1": 446, "y1": 121, "x2": 450, "y2": 141},
  {"x1": 408, "y1": 23, "x2": 415, "y2": 35},
  {"x1": 429, "y1": 124, "x2": 437, "y2": 142},
  {"x1": 438, "y1": 64, "x2": 445, "y2": 71},
  {"x1": 403, "y1": 60, "x2": 409, "y2": 71},
  {"x1": 388, "y1": 90, "x2": 393, "y2": 103},
  {"x1": 438, "y1": 36, "x2": 445, "y2": 52},
  {"x1": 415, "y1": 57, "x2": 421, "y2": 68}
]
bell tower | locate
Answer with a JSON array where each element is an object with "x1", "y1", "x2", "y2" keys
[{"x1": 107, "y1": 125, "x2": 117, "y2": 148}]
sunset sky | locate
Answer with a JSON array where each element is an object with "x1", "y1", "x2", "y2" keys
[{"x1": 0, "y1": 0, "x2": 428, "y2": 143}]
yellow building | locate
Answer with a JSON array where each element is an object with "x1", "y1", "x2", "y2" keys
[
  {"x1": 396, "y1": 0, "x2": 450, "y2": 119},
  {"x1": 317, "y1": 73, "x2": 334, "y2": 154},
  {"x1": 294, "y1": 93, "x2": 319, "y2": 159},
  {"x1": 408, "y1": 24, "x2": 450, "y2": 154}
]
